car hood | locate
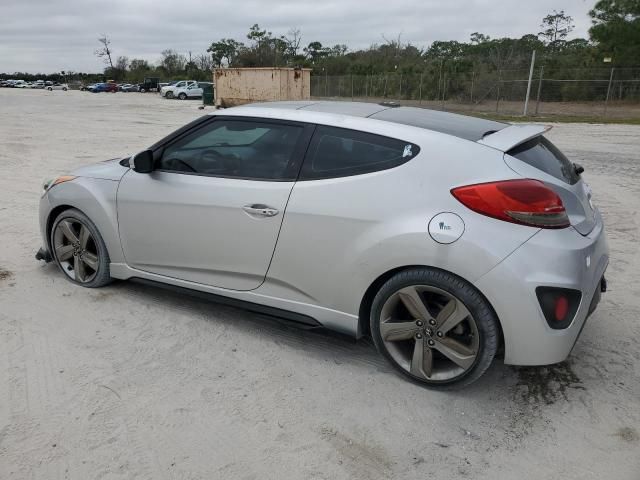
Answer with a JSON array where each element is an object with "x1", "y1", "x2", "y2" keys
[{"x1": 70, "y1": 157, "x2": 130, "y2": 181}]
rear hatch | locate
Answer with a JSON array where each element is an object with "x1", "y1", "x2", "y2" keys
[{"x1": 479, "y1": 125, "x2": 597, "y2": 235}]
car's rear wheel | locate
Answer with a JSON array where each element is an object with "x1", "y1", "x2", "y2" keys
[
  {"x1": 140, "y1": 88, "x2": 146, "y2": 93},
  {"x1": 50, "y1": 209, "x2": 112, "y2": 288},
  {"x1": 47, "y1": 87, "x2": 52, "y2": 91},
  {"x1": 63, "y1": 87, "x2": 67, "y2": 91},
  {"x1": 178, "y1": 92, "x2": 187, "y2": 100},
  {"x1": 370, "y1": 268, "x2": 498, "y2": 388}
]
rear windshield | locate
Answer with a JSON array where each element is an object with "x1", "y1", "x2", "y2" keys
[{"x1": 508, "y1": 136, "x2": 579, "y2": 185}]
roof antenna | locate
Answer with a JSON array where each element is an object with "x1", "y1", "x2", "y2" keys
[{"x1": 378, "y1": 101, "x2": 401, "y2": 108}]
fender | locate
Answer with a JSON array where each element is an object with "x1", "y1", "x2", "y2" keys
[{"x1": 44, "y1": 177, "x2": 125, "y2": 264}]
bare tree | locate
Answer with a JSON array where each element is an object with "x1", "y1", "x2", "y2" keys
[
  {"x1": 95, "y1": 34, "x2": 114, "y2": 69},
  {"x1": 195, "y1": 53, "x2": 213, "y2": 72},
  {"x1": 284, "y1": 27, "x2": 302, "y2": 58}
]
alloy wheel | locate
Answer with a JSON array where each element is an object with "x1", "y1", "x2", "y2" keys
[
  {"x1": 379, "y1": 285, "x2": 480, "y2": 381},
  {"x1": 53, "y1": 219, "x2": 100, "y2": 283}
]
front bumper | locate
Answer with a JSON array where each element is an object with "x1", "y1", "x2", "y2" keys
[{"x1": 475, "y1": 212, "x2": 609, "y2": 366}]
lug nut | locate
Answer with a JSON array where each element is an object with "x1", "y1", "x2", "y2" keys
[
  {"x1": 436, "y1": 331, "x2": 443, "y2": 337},
  {"x1": 416, "y1": 333, "x2": 423, "y2": 339},
  {"x1": 416, "y1": 320, "x2": 423, "y2": 327},
  {"x1": 428, "y1": 339, "x2": 435, "y2": 346},
  {"x1": 429, "y1": 319, "x2": 436, "y2": 326}
]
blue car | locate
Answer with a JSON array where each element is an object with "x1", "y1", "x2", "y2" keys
[{"x1": 90, "y1": 83, "x2": 117, "y2": 93}]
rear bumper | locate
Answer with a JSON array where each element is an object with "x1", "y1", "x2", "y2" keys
[{"x1": 474, "y1": 212, "x2": 609, "y2": 365}]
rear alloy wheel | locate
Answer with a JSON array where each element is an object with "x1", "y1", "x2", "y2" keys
[
  {"x1": 51, "y1": 209, "x2": 112, "y2": 288},
  {"x1": 178, "y1": 92, "x2": 187, "y2": 100},
  {"x1": 371, "y1": 268, "x2": 498, "y2": 388}
]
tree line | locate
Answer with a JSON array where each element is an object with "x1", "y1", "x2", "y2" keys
[{"x1": 2, "y1": 0, "x2": 638, "y2": 86}]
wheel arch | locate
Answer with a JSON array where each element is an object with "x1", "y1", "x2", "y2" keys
[
  {"x1": 45, "y1": 179, "x2": 124, "y2": 264},
  {"x1": 357, "y1": 265, "x2": 504, "y2": 351}
]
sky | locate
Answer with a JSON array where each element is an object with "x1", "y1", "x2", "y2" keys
[{"x1": 0, "y1": 0, "x2": 594, "y2": 73}]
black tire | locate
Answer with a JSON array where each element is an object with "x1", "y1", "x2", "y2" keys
[
  {"x1": 47, "y1": 87, "x2": 52, "y2": 91},
  {"x1": 178, "y1": 93, "x2": 187, "y2": 100},
  {"x1": 50, "y1": 208, "x2": 112, "y2": 288},
  {"x1": 140, "y1": 88, "x2": 146, "y2": 93},
  {"x1": 166, "y1": 91, "x2": 174, "y2": 99},
  {"x1": 370, "y1": 267, "x2": 499, "y2": 389},
  {"x1": 63, "y1": 87, "x2": 67, "y2": 91}
]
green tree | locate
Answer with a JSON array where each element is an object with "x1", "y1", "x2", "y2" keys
[
  {"x1": 539, "y1": 10, "x2": 575, "y2": 46},
  {"x1": 207, "y1": 38, "x2": 243, "y2": 67},
  {"x1": 589, "y1": 0, "x2": 640, "y2": 63}
]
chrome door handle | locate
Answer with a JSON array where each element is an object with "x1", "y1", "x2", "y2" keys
[{"x1": 242, "y1": 204, "x2": 280, "y2": 217}]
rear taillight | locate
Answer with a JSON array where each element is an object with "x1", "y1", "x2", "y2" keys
[{"x1": 451, "y1": 179, "x2": 569, "y2": 229}]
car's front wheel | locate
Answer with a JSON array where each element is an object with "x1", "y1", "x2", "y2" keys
[
  {"x1": 50, "y1": 208, "x2": 112, "y2": 288},
  {"x1": 166, "y1": 91, "x2": 173, "y2": 99},
  {"x1": 370, "y1": 268, "x2": 499, "y2": 388}
]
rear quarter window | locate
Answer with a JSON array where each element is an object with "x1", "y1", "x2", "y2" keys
[
  {"x1": 300, "y1": 126, "x2": 420, "y2": 180},
  {"x1": 508, "y1": 136, "x2": 579, "y2": 185}
]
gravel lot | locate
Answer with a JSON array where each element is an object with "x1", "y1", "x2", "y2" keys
[{"x1": 1, "y1": 88, "x2": 639, "y2": 480}]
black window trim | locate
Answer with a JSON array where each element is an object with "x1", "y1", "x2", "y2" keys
[
  {"x1": 507, "y1": 135, "x2": 580, "y2": 185},
  {"x1": 297, "y1": 124, "x2": 421, "y2": 181},
  {"x1": 152, "y1": 115, "x2": 315, "y2": 182}
]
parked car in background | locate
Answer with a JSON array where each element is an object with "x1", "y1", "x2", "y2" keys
[
  {"x1": 46, "y1": 83, "x2": 69, "y2": 91},
  {"x1": 81, "y1": 84, "x2": 97, "y2": 91},
  {"x1": 119, "y1": 84, "x2": 139, "y2": 92},
  {"x1": 161, "y1": 80, "x2": 197, "y2": 99},
  {"x1": 138, "y1": 77, "x2": 160, "y2": 93},
  {"x1": 32, "y1": 80, "x2": 45, "y2": 89},
  {"x1": 173, "y1": 81, "x2": 212, "y2": 100},
  {"x1": 90, "y1": 83, "x2": 117, "y2": 93},
  {"x1": 14, "y1": 81, "x2": 30, "y2": 88}
]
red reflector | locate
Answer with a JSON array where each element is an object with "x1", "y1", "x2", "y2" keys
[
  {"x1": 554, "y1": 296, "x2": 569, "y2": 321},
  {"x1": 451, "y1": 179, "x2": 569, "y2": 229}
]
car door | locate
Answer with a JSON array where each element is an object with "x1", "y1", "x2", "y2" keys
[
  {"x1": 187, "y1": 84, "x2": 203, "y2": 97},
  {"x1": 117, "y1": 116, "x2": 313, "y2": 291}
]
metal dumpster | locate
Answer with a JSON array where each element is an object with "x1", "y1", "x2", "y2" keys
[{"x1": 213, "y1": 67, "x2": 311, "y2": 107}]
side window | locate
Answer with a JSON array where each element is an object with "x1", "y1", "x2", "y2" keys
[
  {"x1": 300, "y1": 126, "x2": 420, "y2": 180},
  {"x1": 158, "y1": 119, "x2": 304, "y2": 180}
]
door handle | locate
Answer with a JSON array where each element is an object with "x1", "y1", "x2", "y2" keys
[{"x1": 242, "y1": 204, "x2": 280, "y2": 217}]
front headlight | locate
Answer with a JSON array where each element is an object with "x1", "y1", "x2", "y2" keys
[{"x1": 42, "y1": 175, "x2": 76, "y2": 194}]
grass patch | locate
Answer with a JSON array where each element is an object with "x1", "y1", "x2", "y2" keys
[{"x1": 468, "y1": 112, "x2": 640, "y2": 125}]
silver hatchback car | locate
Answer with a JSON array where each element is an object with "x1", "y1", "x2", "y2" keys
[{"x1": 36, "y1": 101, "x2": 609, "y2": 387}]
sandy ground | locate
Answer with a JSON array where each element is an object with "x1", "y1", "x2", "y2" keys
[{"x1": 0, "y1": 88, "x2": 639, "y2": 480}]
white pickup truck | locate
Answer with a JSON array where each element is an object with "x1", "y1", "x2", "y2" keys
[
  {"x1": 173, "y1": 82, "x2": 213, "y2": 100},
  {"x1": 160, "y1": 80, "x2": 197, "y2": 99}
]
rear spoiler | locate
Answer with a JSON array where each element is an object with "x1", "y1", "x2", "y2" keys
[{"x1": 478, "y1": 124, "x2": 552, "y2": 152}]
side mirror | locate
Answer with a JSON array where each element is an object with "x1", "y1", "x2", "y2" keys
[{"x1": 130, "y1": 150, "x2": 154, "y2": 173}]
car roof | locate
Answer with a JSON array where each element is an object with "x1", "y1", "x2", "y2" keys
[{"x1": 238, "y1": 101, "x2": 506, "y2": 142}]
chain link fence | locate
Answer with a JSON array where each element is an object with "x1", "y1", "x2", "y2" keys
[{"x1": 311, "y1": 67, "x2": 640, "y2": 119}]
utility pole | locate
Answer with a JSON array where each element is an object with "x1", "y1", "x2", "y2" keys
[
  {"x1": 535, "y1": 65, "x2": 544, "y2": 116},
  {"x1": 604, "y1": 67, "x2": 615, "y2": 117},
  {"x1": 523, "y1": 50, "x2": 536, "y2": 116}
]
